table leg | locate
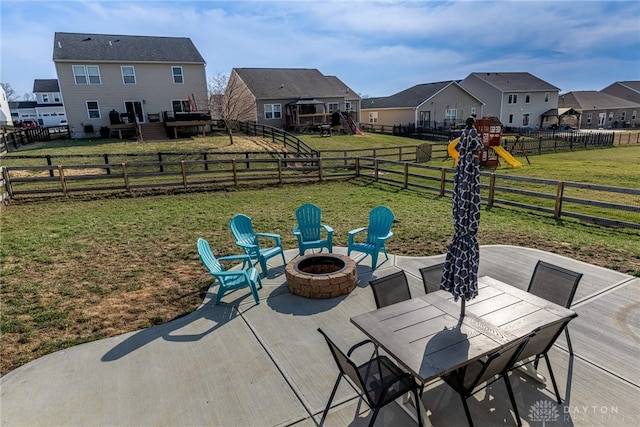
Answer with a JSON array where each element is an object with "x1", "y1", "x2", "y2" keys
[
  {"x1": 398, "y1": 392, "x2": 432, "y2": 426},
  {"x1": 516, "y1": 357, "x2": 547, "y2": 384}
]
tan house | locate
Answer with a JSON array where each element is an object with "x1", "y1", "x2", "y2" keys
[
  {"x1": 360, "y1": 81, "x2": 483, "y2": 129},
  {"x1": 53, "y1": 32, "x2": 208, "y2": 139},
  {"x1": 225, "y1": 68, "x2": 361, "y2": 133},
  {"x1": 559, "y1": 91, "x2": 639, "y2": 129},
  {"x1": 460, "y1": 72, "x2": 560, "y2": 130}
]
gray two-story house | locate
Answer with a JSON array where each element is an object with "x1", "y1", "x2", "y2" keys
[
  {"x1": 53, "y1": 32, "x2": 208, "y2": 139},
  {"x1": 460, "y1": 72, "x2": 560, "y2": 130}
]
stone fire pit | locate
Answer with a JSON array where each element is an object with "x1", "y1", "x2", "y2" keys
[{"x1": 285, "y1": 253, "x2": 358, "y2": 299}]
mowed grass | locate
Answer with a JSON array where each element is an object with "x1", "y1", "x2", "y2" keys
[{"x1": 1, "y1": 134, "x2": 639, "y2": 376}]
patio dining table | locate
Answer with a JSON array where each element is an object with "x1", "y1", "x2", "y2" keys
[{"x1": 350, "y1": 275, "x2": 577, "y2": 424}]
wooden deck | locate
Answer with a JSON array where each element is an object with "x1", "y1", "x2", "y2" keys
[{"x1": 1, "y1": 245, "x2": 638, "y2": 426}]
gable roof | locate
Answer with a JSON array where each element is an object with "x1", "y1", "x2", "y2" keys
[
  {"x1": 361, "y1": 80, "x2": 481, "y2": 109},
  {"x1": 602, "y1": 81, "x2": 640, "y2": 94},
  {"x1": 467, "y1": 72, "x2": 560, "y2": 92},
  {"x1": 33, "y1": 79, "x2": 60, "y2": 93},
  {"x1": 233, "y1": 68, "x2": 358, "y2": 100},
  {"x1": 53, "y1": 32, "x2": 205, "y2": 64},
  {"x1": 561, "y1": 91, "x2": 640, "y2": 110}
]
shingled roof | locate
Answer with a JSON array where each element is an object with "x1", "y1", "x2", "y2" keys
[
  {"x1": 32, "y1": 79, "x2": 59, "y2": 93},
  {"x1": 53, "y1": 32, "x2": 205, "y2": 64},
  {"x1": 233, "y1": 68, "x2": 357, "y2": 100},
  {"x1": 361, "y1": 81, "x2": 455, "y2": 109},
  {"x1": 467, "y1": 72, "x2": 559, "y2": 92},
  {"x1": 561, "y1": 91, "x2": 640, "y2": 110}
]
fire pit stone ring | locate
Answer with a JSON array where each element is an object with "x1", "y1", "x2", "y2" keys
[{"x1": 285, "y1": 253, "x2": 358, "y2": 299}]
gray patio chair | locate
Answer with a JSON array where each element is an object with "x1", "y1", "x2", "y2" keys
[
  {"x1": 369, "y1": 270, "x2": 412, "y2": 309},
  {"x1": 441, "y1": 335, "x2": 530, "y2": 427},
  {"x1": 317, "y1": 328, "x2": 423, "y2": 427},
  {"x1": 419, "y1": 263, "x2": 445, "y2": 294},
  {"x1": 527, "y1": 260, "x2": 583, "y2": 356},
  {"x1": 509, "y1": 315, "x2": 578, "y2": 404}
]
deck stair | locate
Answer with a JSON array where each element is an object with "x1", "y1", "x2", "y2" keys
[{"x1": 139, "y1": 123, "x2": 169, "y2": 141}]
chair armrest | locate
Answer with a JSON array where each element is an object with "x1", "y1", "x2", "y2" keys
[
  {"x1": 292, "y1": 227, "x2": 301, "y2": 236},
  {"x1": 348, "y1": 227, "x2": 366, "y2": 236},
  {"x1": 377, "y1": 231, "x2": 393, "y2": 242},
  {"x1": 256, "y1": 233, "x2": 282, "y2": 246},
  {"x1": 347, "y1": 338, "x2": 378, "y2": 356},
  {"x1": 321, "y1": 224, "x2": 334, "y2": 233},
  {"x1": 218, "y1": 254, "x2": 252, "y2": 269}
]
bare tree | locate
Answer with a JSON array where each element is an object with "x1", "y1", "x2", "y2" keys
[
  {"x1": 207, "y1": 71, "x2": 256, "y2": 145},
  {"x1": 22, "y1": 92, "x2": 36, "y2": 101},
  {"x1": 0, "y1": 83, "x2": 19, "y2": 101}
]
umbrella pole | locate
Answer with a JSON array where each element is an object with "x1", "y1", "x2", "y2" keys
[{"x1": 461, "y1": 298, "x2": 466, "y2": 317}]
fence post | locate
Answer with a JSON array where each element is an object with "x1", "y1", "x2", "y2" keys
[
  {"x1": 538, "y1": 137, "x2": 543, "y2": 155},
  {"x1": 374, "y1": 159, "x2": 379, "y2": 181},
  {"x1": 355, "y1": 157, "x2": 360, "y2": 177},
  {"x1": 245, "y1": 152, "x2": 250, "y2": 169},
  {"x1": 203, "y1": 153, "x2": 209, "y2": 171},
  {"x1": 403, "y1": 162, "x2": 409, "y2": 189},
  {"x1": 439, "y1": 168, "x2": 446, "y2": 196},
  {"x1": 554, "y1": 181, "x2": 564, "y2": 220},
  {"x1": 318, "y1": 158, "x2": 323, "y2": 182},
  {"x1": 122, "y1": 163, "x2": 130, "y2": 191},
  {"x1": 232, "y1": 159, "x2": 238, "y2": 185},
  {"x1": 277, "y1": 158, "x2": 283, "y2": 184},
  {"x1": 181, "y1": 161, "x2": 187, "y2": 188},
  {"x1": 1, "y1": 166, "x2": 13, "y2": 199},
  {"x1": 158, "y1": 153, "x2": 164, "y2": 173},
  {"x1": 103, "y1": 154, "x2": 111, "y2": 175},
  {"x1": 58, "y1": 165, "x2": 67, "y2": 196},
  {"x1": 47, "y1": 155, "x2": 54, "y2": 177},
  {"x1": 488, "y1": 173, "x2": 496, "y2": 207}
]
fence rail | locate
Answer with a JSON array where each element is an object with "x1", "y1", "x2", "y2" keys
[{"x1": 2, "y1": 152, "x2": 638, "y2": 229}]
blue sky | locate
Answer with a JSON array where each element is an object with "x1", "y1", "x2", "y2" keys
[{"x1": 1, "y1": 0, "x2": 639, "y2": 100}]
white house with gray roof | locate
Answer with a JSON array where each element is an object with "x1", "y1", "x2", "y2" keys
[
  {"x1": 226, "y1": 68, "x2": 361, "y2": 132},
  {"x1": 360, "y1": 81, "x2": 484, "y2": 129},
  {"x1": 460, "y1": 72, "x2": 560, "y2": 130},
  {"x1": 53, "y1": 32, "x2": 207, "y2": 139}
]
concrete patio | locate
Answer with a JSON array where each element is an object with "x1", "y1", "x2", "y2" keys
[{"x1": 1, "y1": 245, "x2": 638, "y2": 426}]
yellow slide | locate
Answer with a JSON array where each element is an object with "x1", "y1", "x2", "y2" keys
[
  {"x1": 448, "y1": 138, "x2": 460, "y2": 164},
  {"x1": 491, "y1": 146, "x2": 523, "y2": 168}
]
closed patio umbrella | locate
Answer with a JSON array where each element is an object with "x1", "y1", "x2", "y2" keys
[{"x1": 441, "y1": 117, "x2": 484, "y2": 316}]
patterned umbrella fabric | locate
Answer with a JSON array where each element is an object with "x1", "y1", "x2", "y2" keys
[{"x1": 441, "y1": 118, "x2": 484, "y2": 316}]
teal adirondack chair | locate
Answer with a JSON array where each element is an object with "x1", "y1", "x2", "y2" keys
[
  {"x1": 197, "y1": 238, "x2": 263, "y2": 304},
  {"x1": 293, "y1": 203, "x2": 334, "y2": 256},
  {"x1": 347, "y1": 206, "x2": 394, "y2": 272},
  {"x1": 230, "y1": 214, "x2": 286, "y2": 277}
]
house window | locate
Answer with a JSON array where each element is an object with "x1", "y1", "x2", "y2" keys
[
  {"x1": 545, "y1": 93, "x2": 549, "y2": 102},
  {"x1": 369, "y1": 112, "x2": 378, "y2": 124},
  {"x1": 42, "y1": 94, "x2": 49, "y2": 103},
  {"x1": 587, "y1": 113, "x2": 592, "y2": 124},
  {"x1": 172, "y1": 100, "x2": 190, "y2": 113},
  {"x1": 54, "y1": 94, "x2": 60, "y2": 102},
  {"x1": 522, "y1": 114, "x2": 530, "y2": 126},
  {"x1": 632, "y1": 111, "x2": 637, "y2": 120},
  {"x1": 345, "y1": 101, "x2": 352, "y2": 111},
  {"x1": 508, "y1": 94, "x2": 518, "y2": 104},
  {"x1": 445, "y1": 108, "x2": 457, "y2": 121},
  {"x1": 122, "y1": 66, "x2": 136, "y2": 84},
  {"x1": 525, "y1": 93, "x2": 531, "y2": 104},
  {"x1": 264, "y1": 104, "x2": 281, "y2": 119},
  {"x1": 608, "y1": 112, "x2": 614, "y2": 122},
  {"x1": 621, "y1": 111, "x2": 626, "y2": 121},
  {"x1": 86, "y1": 100, "x2": 100, "y2": 119},
  {"x1": 328, "y1": 103, "x2": 339, "y2": 113},
  {"x1": 172, "y1": 66, "x2": 184, "y2": 84},
  {"x1": 471, "y1": 107, "x2": 476, "y2": 115},
  {"x1": 73, "y1": 65, "x2": 101, "y2": 85},
  {"x1": 508, "y1": 114, "x2": 513, "y2": 124}
]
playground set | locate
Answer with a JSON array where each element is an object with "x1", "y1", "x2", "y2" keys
[{"x1": 448, "y1": 117, "x2": 529, "y2": 168}]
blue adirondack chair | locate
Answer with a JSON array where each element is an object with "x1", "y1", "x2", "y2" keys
[
  {"x1": 347, "y1": 206, "x2": 394, "y2": 272},
  {"x1": 230, "y1": 214, "x2": 286, "y2": 277},
  {"x1": 293, "y1": 203, "x2": 334, "y2": 256},
  {"x1": 196, "y1": 238, "x2": 263, "y2": 304}
]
